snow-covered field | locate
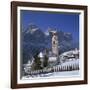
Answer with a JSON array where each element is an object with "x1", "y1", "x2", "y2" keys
[
  {"x1": 22, "y1": 59, "x2": 80, "y2": 80},
  {"x1": 59, "y1": 59, "x2": 79, "y2": 66},
  {"x1": 22, "y1": 49, "x2": 80, "y2": 80},
  {"x1": 22, "y1": 70, "x2": 80, "y2": 80}
]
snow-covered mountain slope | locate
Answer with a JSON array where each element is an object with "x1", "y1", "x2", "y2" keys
[
  {"x1": 59, "y1": 49, "x2": 79, "y2": 62},
  {"x1": 57, "y1": 59, "x2": 79, "y2": 69},
  {"x1": 60, "y1": 49, "x2": 79, "y2": 56}
]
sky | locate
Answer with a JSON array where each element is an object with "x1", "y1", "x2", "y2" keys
[{"x1": 21, "y1": 10, "x2": 79, "y2": 42}]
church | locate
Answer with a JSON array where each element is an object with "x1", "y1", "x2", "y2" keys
[{"x1": 38, "y1": 30, "x2": 59, "y2": 67}]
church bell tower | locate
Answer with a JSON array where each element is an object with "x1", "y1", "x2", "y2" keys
[{"x1": 51, "y1": 31, "x2": 59, "y2": 56}]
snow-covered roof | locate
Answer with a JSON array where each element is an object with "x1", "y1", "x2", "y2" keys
[
  {"x1": 38, "y1": 52, "x2": 44, "y2": 58},
  {"x1": 60, "y1": 49, "x2": 79, "y2": 56}
]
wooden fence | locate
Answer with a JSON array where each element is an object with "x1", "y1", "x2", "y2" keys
[{"x1": 24, "y1": 63, "x2": 79, "y2": 76}]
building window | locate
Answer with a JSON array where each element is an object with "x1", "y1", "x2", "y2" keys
[{"x1": 53, "y1": 41, "x2": 55, "y2": 44}]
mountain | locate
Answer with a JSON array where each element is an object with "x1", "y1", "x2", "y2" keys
[{"x1": 22, "y1": 24, "x2": 78, "y2": 64}]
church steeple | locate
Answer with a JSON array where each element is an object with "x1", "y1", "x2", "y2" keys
[{"x1": 49, "y1": 30, "x2": 59, "y2": 56}]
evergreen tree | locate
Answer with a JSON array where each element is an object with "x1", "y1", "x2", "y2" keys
[
  {"x1": 43, "y1": 55, "x2": 48, "y2": 67},
  {"x1": 32, "y1": 53, "x2": 42, "y2": 70}
]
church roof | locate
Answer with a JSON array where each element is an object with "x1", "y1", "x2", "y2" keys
[{"x1": 38, "y1": 52, "x2": 44, "y2": 58}]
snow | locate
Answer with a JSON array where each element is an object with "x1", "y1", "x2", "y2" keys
[
  {"x1": 22, "y1": 70, "x2": 80, "y2": 80},
  {"x1": 45, "y1": 31, "x2": 49, "y2": 36},
  {"x1": 59, "y1": 49, "x2": 79, "y2": 63},
  {"x1": 60, "y1": 59, "x2": 79, "y2": 66},
  {"x1": 38, "y1": 52, "x2": 44, "y2": 58},
  {"x1": 60, "y1": 49, "x2": 79, "y2": 56},
  {"x1": 50, "y1": 30, "x2": 57, "y2": 33},
  {"x1": 22, "y1": 50, "x2": 80, "y2": 80},
  {"x1": 22, "y1": 59, "x2": 80, "y2": 80},
  {"x1": 49, "y1": 56, "x2": 57, "y2": 62},
  {"x1": 30, "y1": 28, "x2": 39, "y2": 34}
]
